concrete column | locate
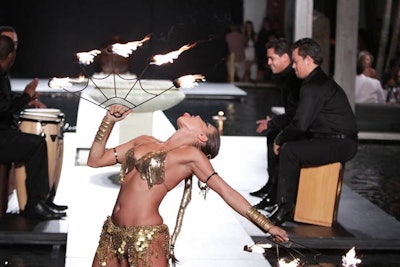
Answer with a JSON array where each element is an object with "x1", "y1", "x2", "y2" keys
[
  {"x1": 334, "y1": 0, "x2": 359, "y2": 110},
  {"x1": 294, "y1": 0, "x2": 313, "y2": 40}
]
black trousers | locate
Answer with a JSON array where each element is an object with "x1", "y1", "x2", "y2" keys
[
  {"x1": 266, "y1": 128, "x2": 281, "y2": 186},
  {"x1": 0, "y1": 129, "x2": 49, "y2": 198},
  {"x1": 276, "y1": 137, "x2": 358, "y2": 204}
]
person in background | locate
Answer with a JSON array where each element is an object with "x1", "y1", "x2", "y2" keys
[
  {"x1": 355, "y1": 60, "x2": 386, "y2": 104},
  {"x1": 88, "y1": 104, "x2": 288, "y2": 267},
  {"x1": 358, "y1": 50, "x2": 377, "y2": 79},
  {"x1": 264, "y1": 38, "x2": 358, "y2": 226},
  {"x1": 255, "y1": 17, "x2": 277, "y2": 82},
  {"x1": 225, "y1": 23, "x2": 246, "y2": 82},
  {"x1": 381, "y1": 57, "x2": 400, "y2": 89},
  {"x1": 0, "y1": 26, "x2": 67, "y2": 219},
  {"x1": 243, "y1": 20, "x2": 258, "y2": 82},
  {"x1": 250, "y1": 38, "x2": 301, "y2": 212}
]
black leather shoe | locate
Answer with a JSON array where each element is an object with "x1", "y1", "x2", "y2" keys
[
  {"x1": 46, "y1": 204, "x2": 68, "y2": 216},
  {"x1": 249, "y1": 182, "x2": 272, "y2": 198},
  {"x1": 22, "y1": 201, "x2": 66, "y2": 220},
  {"x1": 268, "y1": 202, "x2": 295, "y2": 226},
  {"x1": 253, "y1": 195, "x2": 278, "y2": 212},
  {"x1": 46, "y1": 200, "x2": 68, "y2": 211}
]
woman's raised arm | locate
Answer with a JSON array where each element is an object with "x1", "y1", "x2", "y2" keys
[{"x1": 87, "y1": 105, "x2": 131, "y2": 167}]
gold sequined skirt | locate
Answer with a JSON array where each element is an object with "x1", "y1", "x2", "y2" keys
[{"x1": 95, "y1": 216, "x2": 170, "y2": 267}]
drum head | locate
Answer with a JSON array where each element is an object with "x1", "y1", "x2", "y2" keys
[
  {"x1": 23, "y1": 108, "x2": 62, "y2": 115},
  {"x1": 19, "y1": 111, "x2": 61, "y2": 123}
]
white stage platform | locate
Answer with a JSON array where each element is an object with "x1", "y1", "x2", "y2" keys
[
  {"x1": 11, "y1": 79, "x2": 247, "y2": 99},
  {"x1": 180, "y1": 82, "x2": 247, "y2": 100},
  {"x1": 11, "y1": 78, "x2": 62, "y2": 93}
]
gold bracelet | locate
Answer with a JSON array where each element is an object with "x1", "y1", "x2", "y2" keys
[
  {"x1": 94, "y1": 117, "x2": 113, "y2": 143},
  {"x1": 246, "y1": 206, "x2": 274, "y2": 232}
]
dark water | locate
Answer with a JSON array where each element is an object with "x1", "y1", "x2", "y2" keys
[{"x1": 344, "y1": 143, "x2": 400, "y2": 221}]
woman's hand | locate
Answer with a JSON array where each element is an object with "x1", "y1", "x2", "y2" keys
[
  {"x1": 268, "y1": 225, "x2": 289, "y2": 242},
  {"x1": 106, "y1": 105, "x2": 132, "y2": 122}
]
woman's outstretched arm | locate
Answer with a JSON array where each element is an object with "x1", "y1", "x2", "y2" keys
[{"x1": 87, "y1": 105, "x2": 131, "y2": 167}]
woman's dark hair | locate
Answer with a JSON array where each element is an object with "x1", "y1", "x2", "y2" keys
[
  {"x1": 200, "y1": 124, "x2": 220, "y2": 159},
  {"x1": 292, "y1": 38, "x2": 323, "y2": 65}
]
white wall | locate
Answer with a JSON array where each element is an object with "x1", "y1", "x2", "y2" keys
[{"x1": 243, "y1": 0, "x2": 267, "y2": 32}]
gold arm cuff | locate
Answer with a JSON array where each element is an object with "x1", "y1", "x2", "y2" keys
[
  {"x1": 246, "y1": 206, "x2": 274, "y2": 232},
  {"x1": 94, "y1": 117, "x2": 113, "y2": 143}
]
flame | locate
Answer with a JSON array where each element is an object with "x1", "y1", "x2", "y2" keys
[
  {"x1": 342, "y1": 247, "x2": 361, "y2": 267},
  {"x1": 173, "y1": 74, "x2": 205, "y2": 88},
  {"x1": 278, "y1": 258, "x2": 300, "y2": 267},
  {"x1": 151, "y1": 43, "x2": 196, "y2": 65},
  {"x1": 111, "y1": 35, "x2": 151, "y2": 57},
  {"x1": 48, "y1": 77, "x2": 73, "y2": 89},
  {"x1": 76, "y1": 49, "x2": 101, "y2": 65},
  {"x1": 244, "y1": 242, "x2": 272, "y2": 254},
  {"x1": 48, "y1": 76, "x2": 87, "y2": 89}
]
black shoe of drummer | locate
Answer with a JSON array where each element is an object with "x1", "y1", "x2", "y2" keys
[
  {"x1": 268, "y1": 202, "x2": 295, "y2": 226},
  {"x1": 253, "y1": 193, "x2": 278, "y2": 213},
  {"x1": 46, "y1": 199, "x2": 68, "y2": 211},
  {"x1": 249, "y1": 182, "x2": 273, "y2": 198},
  {"x1": 22, "y1": 201, "x2": 66, "y2": 220}
]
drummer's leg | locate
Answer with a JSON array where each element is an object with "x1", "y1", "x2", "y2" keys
[
  {"x1": 1, "y1": 131, "x2": 49, "y2": 196},
  {"x1": 1, "y1": 131, "x2": 54, "y2": 213},
  {"x1": 24, "y1": 134, "x2": 50, "y2": 198},
  {"x1": 20, "y1": 134, "x2": 66, "y2": 219}
]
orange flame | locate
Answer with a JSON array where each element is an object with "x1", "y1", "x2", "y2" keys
[
  {"x1": 111, "y1": 35, "x2": 151, "y2": 57},
  {"x1": 278, "y1": 258, "x2": 300, "y2": 267},
  {"x1": 76, "y1": 49, "x2": 101, "y2": 65},
  {"x1": 151, "y1": 43, "x2": 197, "y2": 65},
  {"x1": 48, "y1": 76, "x2": 87, "y2": 89},
  {"x1": 173, "y1": 74, "x2": 205, "y2": 88},
  {"x1": 342, "y1": 247, "x2": 361, "y2": 267}
]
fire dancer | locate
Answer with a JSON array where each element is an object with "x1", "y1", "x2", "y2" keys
[{"x1": 88, "y1": 104, "x2": 288, "y2": 267}]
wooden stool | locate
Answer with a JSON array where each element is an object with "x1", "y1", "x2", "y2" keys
[
  {"x1": 294, "y1": 162, "x2": 344, "y2": 227},
  {"x1": 0, "y1": 163, "x2": 11, "y2": 216}
]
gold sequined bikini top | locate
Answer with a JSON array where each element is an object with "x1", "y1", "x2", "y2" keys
[{"x1": 120, "y1": 146, "x2": 167, "y2": 189}]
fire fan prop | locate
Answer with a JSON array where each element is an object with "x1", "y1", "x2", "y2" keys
[{"x1": 48, "y1": 35, "x2": 205, "y2": 112}]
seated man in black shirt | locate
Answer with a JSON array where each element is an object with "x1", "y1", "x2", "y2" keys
[{"x1": 267, "y1": 38, "x2": 358, "y2": 226}]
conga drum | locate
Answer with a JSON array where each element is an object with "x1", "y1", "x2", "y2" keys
[{"x1": 14, "y1": 108, "x2": 65, "y2": 210}]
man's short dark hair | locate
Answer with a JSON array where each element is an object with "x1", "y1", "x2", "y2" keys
[
  {"x1": 292, "y1": 38, "x2": 323, "y2": 66},
  {"x1": 266, "y1": 38, "x2": 291, "y2": 57},
  {"x1": 0, "y1": 35, "x2": 15, "y2": 60},
  {"x1": 0, "y1": 26, "x2": 16, "y2": 35}
]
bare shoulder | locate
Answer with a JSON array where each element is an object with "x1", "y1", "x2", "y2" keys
[
  {"x1": 131, "y1": 135, "x2": 157, "y2": 145},
  {"x1": 170, "y1": 146, "x2": 206, "y2": 162},
  {"x1": 117, "y1": 135, "x2": 155, "y2": 153}
]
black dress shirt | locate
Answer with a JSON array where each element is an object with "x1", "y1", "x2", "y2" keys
[
  {"x1": 268, "y1": 64, "x2": 302, "y2": 131},
  {"x1": 275, "y1": 67, "x2": 358, "y2": 145},
  {"x1": 0, "y1": 67, "x2": 31, "y2": 129}
]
